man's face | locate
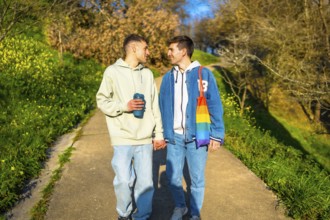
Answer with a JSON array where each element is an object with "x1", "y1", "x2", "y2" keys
[
  {"x1": 167, "y1": 43, "x2": 185, "y2": 65},
  {"x1": 135, "y1": 41, "x2": 150, "y2": 64}
]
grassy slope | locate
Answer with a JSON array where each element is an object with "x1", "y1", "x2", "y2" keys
[
  {"x1": 0, "y1": 28, "x2": 104, "y2": 214},
  {"x1": 262, "y1": 86, "x2": 330, "y2": 171},
  {"x1": 192, "y1": 50, "x2": 220, "y2": 65}
]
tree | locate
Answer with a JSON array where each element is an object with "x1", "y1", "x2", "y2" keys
[
  {"x1": 211, "y1": 0, "x2": 330, "y2": 124},
  {"x1": 45, "y1": 0, "x2": 180, "y2": 68},
  {"x1": 0, "y1": 0, "x2": 57, "y2": 42},
  {"x1": 194, "y1": 18, "x2": 212, "y2": 51}
]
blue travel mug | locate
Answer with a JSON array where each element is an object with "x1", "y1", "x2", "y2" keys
[{"x1": 133, "y1": 93, "x2": 145, "y2": 118}]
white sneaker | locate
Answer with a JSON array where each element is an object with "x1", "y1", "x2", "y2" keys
[
  {"x1": 170, "y1": 207, "x2": 188, "y2": 220},
  {"x1": 190, "y1": 216, "x2": 201, "y2": 220}
]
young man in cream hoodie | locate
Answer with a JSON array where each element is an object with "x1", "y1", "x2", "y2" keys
[{"x1": 96, "y1": 34, "x2": 166, "y2": 220}]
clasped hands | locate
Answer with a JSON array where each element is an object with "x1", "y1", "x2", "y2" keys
[{"x1": 153, "y1": 139, "x2": 166, "y2": 150}]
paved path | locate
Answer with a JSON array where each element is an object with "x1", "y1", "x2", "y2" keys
[{"x1": 8, "y1": 75, "x2": 290, "y2": 220}]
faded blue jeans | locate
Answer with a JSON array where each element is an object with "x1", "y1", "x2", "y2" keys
[
  {"x1": 166, "y1": 133, "x2": 208, "y2": 217},
  {"x1": 111, "y1": 144, "x2": 154, "y2": 220}
]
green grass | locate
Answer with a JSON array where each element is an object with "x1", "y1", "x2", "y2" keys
[
  {"x1": 0, "y1": 34, "x2": 104, "y2": 213},
  {"x1": 222, "y1": 99, "x2": 330, "y2": 219},
  {"x1": 149, "y1": 66, "x2": 161, "y2": 77},
  {"x1": 244, "y1": 86, "x2": 330, "y2": 172},
  {"x1": 30, "y1": 146, "x2": 75, "y2": 220},
  {"x1": 213, "y1": 68, "x2": 330, "y2": 219},
  {"x1": 192, "y1": 49, "x2": 220, "y2": 66},
  {"x1": 270, "y1": 114, "x2": 330, "y2": 171}
]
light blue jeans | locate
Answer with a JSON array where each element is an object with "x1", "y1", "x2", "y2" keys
[
  {"x1": 111, "y1": 144, "x2": 154, "y2": 220},
  {"x1": 166, "y1": 133, "x2": 208, "y2": 217}
]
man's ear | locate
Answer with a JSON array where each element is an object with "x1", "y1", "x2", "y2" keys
[
  {"x1": 181, "y1": 48, "x2": 187, "y2": 57},
  {"x1": 127, "y1": 43, "x2": 136, "y2": 53},
  {"x1": 131, "y1": 43, "x2": 136, "y2": 53}
]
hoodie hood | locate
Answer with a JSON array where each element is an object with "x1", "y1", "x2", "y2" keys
[
  {"x1": 173, "y1": 60, "x2": 201, "y2": 73},
  {"x1": 114, "y1": 58, "x2": 145, "y2": 70},
  {"x1": 113, "y1": 58, "x2": 144, "y2": 92}
]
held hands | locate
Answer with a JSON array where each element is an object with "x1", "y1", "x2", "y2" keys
[
  {"x1": 127, "y1": 99, "x2": 145, "y2": 112},
  {"x1": 208, "y1": 139, "x2": 222, "y2": 152},
  {"x1": 153, "y1": 139, "x2": 167, "y2": 150}
]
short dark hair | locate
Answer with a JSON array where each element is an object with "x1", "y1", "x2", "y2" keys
[
  {"x1": 167, "y1": 35, "x2": 194, "y2": 58},
  {"x1": 123, "y1": 34, "x2": 148, "y2": 52}
]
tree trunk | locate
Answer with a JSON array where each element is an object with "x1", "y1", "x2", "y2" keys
[
  {"x1": 314, "y1": 100, "x2": 321, "y2": 122},
  {"x1": 318, "y1": 0, "x2": 330, "y2": 59},
  {"x1": 239, "y1": 85, "x2": 247, "y2": 116},
  {"x1": 58, "y1": 30, "x2": 63, "y2": 62}
]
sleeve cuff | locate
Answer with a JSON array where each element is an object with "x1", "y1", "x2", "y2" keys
[
  {"x1": 120, "y1": 102, "x2": 128, "y2": 112},
  {"x1": 153, "y1": 132, "x2": 164, "y2": 140},
  {"x1": 210, "y1": 137, "x2": 224, "y2": 145}
]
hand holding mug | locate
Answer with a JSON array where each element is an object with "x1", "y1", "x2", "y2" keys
[{"x1": 127, "y1": 99, "x2": 145, "y2": 112}]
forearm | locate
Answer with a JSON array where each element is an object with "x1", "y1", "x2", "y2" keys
[
  {"x1": 152, "y1": 83, "x2": 164, "y2": 140},
  {"x1": 96, "y1": 77, "x2": 128, "y2": 117}
]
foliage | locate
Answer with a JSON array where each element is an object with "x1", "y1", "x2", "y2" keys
[
  {"x1": 215, "y1": 70, "x2": 330, "y2": 219},
  {"x1": 0, "y1": 0, "x2": 56, "y2": 42},
  {"x1": 267, "y1": 112, "x2": 330, "y2": 172},
  {"x1": 45, "y1": 0, "x2": 180, "y2": 67},
  {"x1": 191, "y1": 49, "x2": 220, "y2": 66},
  {"x1": 0, "y1": 35, "x2": 103, "y2": 212}
]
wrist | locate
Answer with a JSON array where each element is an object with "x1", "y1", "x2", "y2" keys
[{"x1": 210, "y1": 137, "x2": 224, "y2": 145}]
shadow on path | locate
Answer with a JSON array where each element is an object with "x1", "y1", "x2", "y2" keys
[{"x1": 151, "y1": 148, "x2": 192, "y2": 220}]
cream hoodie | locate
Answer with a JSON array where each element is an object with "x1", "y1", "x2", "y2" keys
[{"x1": 96, "y1": 58, "x2": 164, "y2": 145}]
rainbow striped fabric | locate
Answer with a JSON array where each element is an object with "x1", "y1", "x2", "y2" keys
[
  {"x1": 196, "y1": 66, "x2": 211, "y2": 148},
  {"x1": 196, "y1": 96, "x2": 211, "y2": 147}
]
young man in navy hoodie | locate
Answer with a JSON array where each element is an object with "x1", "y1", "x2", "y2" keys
[{"x1": 159, "y1": 36, "x2": 225, "y2": 220}]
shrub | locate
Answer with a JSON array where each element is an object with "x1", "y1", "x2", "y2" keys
[{"x1": 0, "y1": 35, "x2": 103, "y2": 212}]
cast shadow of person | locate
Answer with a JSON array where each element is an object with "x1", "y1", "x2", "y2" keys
[{"x1": 150, "y1": 147, "x2": 191, "y2": 220}]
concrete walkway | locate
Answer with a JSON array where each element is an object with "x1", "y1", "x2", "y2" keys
[{"x1": 7, "y1": 76, "x2": 290, "y2": 220}]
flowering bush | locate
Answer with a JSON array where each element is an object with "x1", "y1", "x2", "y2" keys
[{"x1": 0, "y1": 35, "x2": 103, "y2": 212}]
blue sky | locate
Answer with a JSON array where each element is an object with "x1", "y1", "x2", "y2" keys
[
  {"x1": 81, "y1": 0, "x2": 220, "y2": 22},
  {"x1": 184, "y1": 0, "x2": 220, "y2": 21}
]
